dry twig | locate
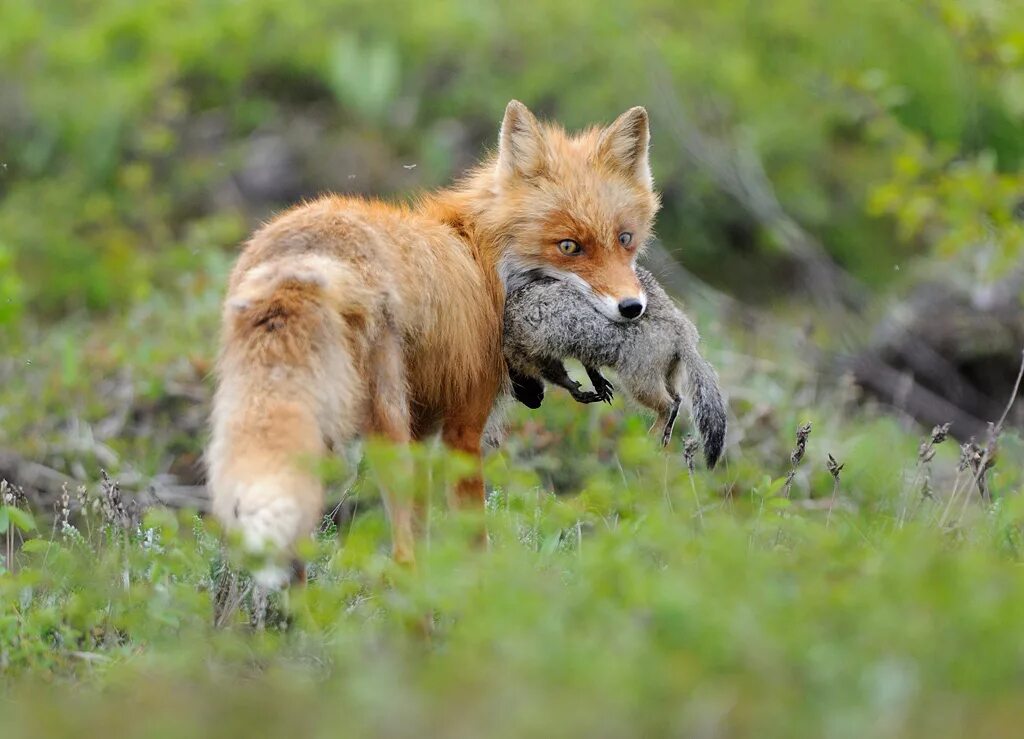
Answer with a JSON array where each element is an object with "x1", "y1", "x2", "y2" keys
[{"x1": 825, "y1": 454, "x2": 845, "y2": 528}]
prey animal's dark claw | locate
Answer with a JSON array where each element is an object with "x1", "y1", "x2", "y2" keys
[
  {"x1": 594, "y1": 378, "x2": 615, "y2": 405},
  {"x1": 584, "y1": 367, "x2": 614, "y2": 405},
  {"x1": 569, "y1": 387, "x2": 605, "y2": 404}
]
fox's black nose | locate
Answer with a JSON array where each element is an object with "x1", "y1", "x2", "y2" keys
[{"x1": 618, "y1": 298, "x2": 645, "y2": 320}]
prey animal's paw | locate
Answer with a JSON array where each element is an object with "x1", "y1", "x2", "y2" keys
[
  {"x1": 568, "y1": 380, "x2": 604, "y2": 404},
  {"x1": 592, "y1": 376, "x2": 615, "y2": 404},
  {"x1": 511, "y1": 373, "x2": 545, "y2": 409},
  {"x1": 571, "y1": 390, "x2": 606, "y2": 404},
  {"x1": 515, "y1": 387, "x2": 545, "y2": 409}
]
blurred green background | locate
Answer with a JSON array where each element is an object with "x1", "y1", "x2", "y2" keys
[
  {"x1": 2, "y1": 2, "x2": 1024, "y2": 736},
  {"x1": 2, "y1": 0, "x2": 1021, "y2": 321}
]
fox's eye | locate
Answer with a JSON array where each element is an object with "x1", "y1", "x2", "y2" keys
[
  {"x1": 618, "y1": 232, "x2": 633, "y2": 247},
  {"x1": 557, "y1": 239, "x2": 581, "y2": 256}
]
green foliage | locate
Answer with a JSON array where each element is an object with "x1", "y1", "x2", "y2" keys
[
  {"x1": 327, "y1": 34, "x2": 402, "y2": 123},
  {"x1": 1, "y1": 427, "x2": 1024, "y2": 737},
  {"x1": 868, "y1": 124, "x2": 1024, "y2": 280},
  {"x1": 0, "y1": 243, "x2": 24, "y2": 332},
  {"x1": 0, "y1": 505, "x2": 35, "y2": 535},
  {"x1": 2, "y1": 0, "x2": 1022, "y2": 319}
]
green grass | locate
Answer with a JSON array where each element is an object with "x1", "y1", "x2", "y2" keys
[{"x1": 3, "y1": 399, "x2": 1024, "y2": 738}]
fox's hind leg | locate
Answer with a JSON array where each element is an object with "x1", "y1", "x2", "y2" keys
[
  {"x1": 366, "y1": 321, "x2": 416, "y2": 565},
  {"x1": 441, "y1": 389, "x2": 499, "y2": 548}
]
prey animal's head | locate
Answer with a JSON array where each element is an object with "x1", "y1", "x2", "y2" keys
[{"x1": 490, "y1": 101, "x2": 661, "y2": 322}]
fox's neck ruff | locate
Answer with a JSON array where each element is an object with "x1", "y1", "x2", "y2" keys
[{"x1": 418, "y1": 158, "x2": 513, "y2": 309}]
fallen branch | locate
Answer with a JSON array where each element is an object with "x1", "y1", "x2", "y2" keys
[{"x1": 0, "y1": 450, "x2": 77, "y2": 504}]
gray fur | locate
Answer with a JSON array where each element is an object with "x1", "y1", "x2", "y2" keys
[{"x1": 504, "y1": 267, "x2": 728, "y2": 468}]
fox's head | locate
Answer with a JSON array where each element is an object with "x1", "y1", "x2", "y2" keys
[{"x1": 490, "y1": 100, "x2": 661, "y2": 321}]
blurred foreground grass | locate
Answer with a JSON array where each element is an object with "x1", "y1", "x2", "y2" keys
[{"x1": 4, "y1": 430, "x2": 1024, "y2": 738}]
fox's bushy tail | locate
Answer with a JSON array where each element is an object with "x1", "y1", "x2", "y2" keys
[
  {"x1": 207, "y1": 258, "x2": 371, "y2": 585},
  {"x1": 683, "y1": 347, "x2": 728, "y2": 468}
]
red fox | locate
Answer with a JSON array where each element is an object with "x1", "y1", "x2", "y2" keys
[{"x1": 207, "y1": 101, "x2": 661, "y2": 581}]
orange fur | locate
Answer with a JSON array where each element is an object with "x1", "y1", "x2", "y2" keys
[{"x1": 207, "y1": 101, "x2": 660, "y2": 574}]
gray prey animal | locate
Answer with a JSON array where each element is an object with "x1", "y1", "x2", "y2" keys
[{"x1": 503, "y1": 267, "x2": 727, "y2": 468}]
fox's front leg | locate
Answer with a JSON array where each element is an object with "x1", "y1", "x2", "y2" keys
[
  {"x1": 537, "y1": 358, "x2": 603, "y2": 404},
  {"x1": 584, "y1": 365, "x2": 614, "y2": 405},
  {"x1": 441, "y1": 395, "x2": 495, "y2": 548}
]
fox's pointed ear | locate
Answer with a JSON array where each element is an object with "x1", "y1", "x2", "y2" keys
[
  {"x1": 598, "y1": 106, "x2": 652, "y2": 188},
  {"x1": 497, "y1": 100, "x2": 546, "y2": 177}
]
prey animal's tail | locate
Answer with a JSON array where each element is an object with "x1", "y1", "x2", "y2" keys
[
  {"x1": 207, "y1": 255, "x2": 383, "y2": 586},
  {"x1": 681, "y1": 345, "x2": 728, "y2": 468}
]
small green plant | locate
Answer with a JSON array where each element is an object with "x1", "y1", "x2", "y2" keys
[{"x1": 0, "y1": 481, "x2": 36, "y2": 574}]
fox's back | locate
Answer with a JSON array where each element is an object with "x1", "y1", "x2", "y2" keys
[
  {"x1": 229, "y1": 195, "x2": 502, "y2": 426},
  {"x1": 233, "y1": 197, "x2": 479, "y2": 322}
]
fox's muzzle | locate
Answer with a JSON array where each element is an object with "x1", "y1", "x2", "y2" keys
[
  {"x1": 593, "y1": 290, "x2": 647, "y2": 322},
  {"x1": 617, "y1": 297, "x2": 645, "y2": 320}
]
